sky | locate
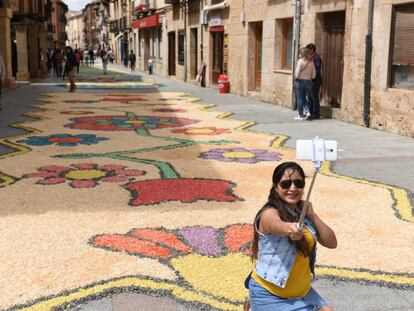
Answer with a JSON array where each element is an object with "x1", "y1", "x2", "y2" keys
[{"x1": 66, "y1": 0, "x2": 91, "y2": 11}]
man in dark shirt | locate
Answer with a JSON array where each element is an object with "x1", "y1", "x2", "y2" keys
[
  {"x1": 65, "y1": 46, "x2": 77, "y2": 92},
  {"x1": 306, "y1": 43, "x2": 322, "y2": 119}
]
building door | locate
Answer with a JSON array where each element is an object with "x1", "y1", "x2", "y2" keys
[
  {"x1": 211, "y1": 29, "x2": 224, "y2": 84},
  {"x1": 168, "y1": 31, "x2": 176, "y2": 76},
  {"x1": 190, "y1": 28, "x2": 198, "y2": 79},
  {"x1": 255, "y1": 22, "x2": 263, "y2": 90},
  {"x1": 322, "y1": 11, "x2": 345, "y2": 107}
]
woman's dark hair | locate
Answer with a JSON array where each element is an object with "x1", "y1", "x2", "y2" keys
[{"x1": 251, "y1": 162, "x2": 311, "y2": 260}]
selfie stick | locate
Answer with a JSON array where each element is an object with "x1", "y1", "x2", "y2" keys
[{"x1": 297, "y1": 137, "x2": 325, "y2": 229}]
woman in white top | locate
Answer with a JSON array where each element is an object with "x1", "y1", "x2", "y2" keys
[{"x1": 294, "y1": 48, "x2": 316, "y2": 120}]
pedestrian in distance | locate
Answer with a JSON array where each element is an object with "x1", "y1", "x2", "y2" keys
[
  {"x1": 75, "y1": 49, "x2": 81, "y2": 74},
  {"x1": 101, "y1": 50, "x2": 109, "y2": 75},
  {"x1": 244, "y1": 162, "x2": 337, "y2": 311},
  {"x1": 306, "y1": 43, "x2": 323, "y2": 120},
  {"x1": 129, "y1": 50, "x2": 136, "y2": 72},
  {"x1": 83, "y1": 50, "x2": 89, "y2": 66},
  {"x1": 147, "y1": 57, "x2": 153, "y2": 75},
  {"x1": 88, "y1": 48, "x2": 94, "y2": 66},
  {"x1": 0, "y1": 52, "x2": 6, "y2": 111},
  {"x1": 294, "y1": 48, "x2": 315, "y2": 121},
  {"x1": 65, "y1": 46, "x2": 77, "y2": 92}
]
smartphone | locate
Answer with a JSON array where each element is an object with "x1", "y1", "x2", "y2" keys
[{"x1": 296, "y1": 139, "x2": 338, "y2": 161}]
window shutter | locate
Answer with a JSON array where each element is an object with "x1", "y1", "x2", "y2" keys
[{"x1": 392, "y1": 4, "x2": 414, "y2": 65}]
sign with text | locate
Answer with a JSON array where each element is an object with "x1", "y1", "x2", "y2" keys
[{"x1": 132, "y1": 15, "x2": 160, "y2": 29}]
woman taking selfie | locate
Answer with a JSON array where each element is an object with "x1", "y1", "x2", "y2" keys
[{"x1": 246, "y1": 162, "x2": 337, "y2": 311}]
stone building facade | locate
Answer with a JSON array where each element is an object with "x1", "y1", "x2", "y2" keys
[
  {"x1": 66, "y1": 11, "x2": 84, "y2": 50},
  {"x1": 82, "y1": 0, "x2": 109, "y2": 51},
  {"x1": 0, "y1": 0, "x2": 67, "y2": 85},
  {"x1": 100, "y1": 0, "x2": 414, "y2": 137}
]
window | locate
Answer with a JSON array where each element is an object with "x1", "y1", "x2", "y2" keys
[
  {"x1": 158, "y1": 27, "x2": 163, "y2": 59},
  {"x1": 390, "y1": 3, "x2": 414, "y2": 90},
  {"x1": 178, "y1": 31, "x2": 185, "y2": 64},
  {"x1": 275, "y1": 18, "x2": 293, "y2": 70}
]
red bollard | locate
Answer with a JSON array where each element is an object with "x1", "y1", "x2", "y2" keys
[{"x1": 218, "y1": 73, "x2": 230, "y2": 93}]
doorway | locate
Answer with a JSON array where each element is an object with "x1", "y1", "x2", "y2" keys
[
  {"x1": 322, "y1": 11, "x2": 345, "y2": 107},
  {"x1": 168, "y1": 31, "x2": 176, "y2": 76},
  {"x1": 254, "y1": 22, "x2": 263, "y2": 90},
  {"x1": 211, "y1": 29, "x2": 224, "y2": 84},
  {"x1": 190, "y1": 28, "x2": 198, "y2": 79}
]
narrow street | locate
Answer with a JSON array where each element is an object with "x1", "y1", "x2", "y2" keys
[{"x1": 0, "y1": 65, "x2": 413, "y2": 311}]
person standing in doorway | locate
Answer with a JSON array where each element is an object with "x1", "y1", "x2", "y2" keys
[
  {"x1": 306, "y1": 43, "x2": 322, "y2": 120},
  {"x1": 0, "y1": 52, "x2": 6, "y2": 111},
  {"x1": 129, "y1": 50, "x2": 136, "y2": 72},
  {"x1": 294, "y1": 48, "x2": 315, "y2": 120},
  {"x1": 147, "y1": 57, "x2": 153, "y2": 75},
  {"x1": 65, "y1": 46, "x2": 77, "y2": 92}
]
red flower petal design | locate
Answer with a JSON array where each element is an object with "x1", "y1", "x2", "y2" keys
[
  {"x1": 224, "y1": 224, "x2": 254, "y2": 252},
  {"x1": 37, "y1": 177, "x2": 66, "y2": 185},
  {"x1": 70, "y1": 180, "x2": 96, "y2": 188},
  {"x1": 125, "y1": 178, "x2": 241, "y2": 206},
  {"x1": 25, "y1": 171, "x2": 59, "y2": 178},
  {"x1": 129, "y1": 229, "x2": 192, "y2": 254},
  {"x1": 39, "y1": 165, "x2": 70, "y2": 172},
  {"x1": 99, "y1": 164, "x2": 126, "y2": 171},
  {"x1": 93, "y1": 234, "x2": 173, "y2": 259},
  {"x1": 71, "y1": 163, "x2": 95, "y2": 170},
  {"x1": 101, "y1": 176, "x2": 129, "y2": 183},
  {"x1": 116, "y1": 169, "x2": 145, "y2": 177}
]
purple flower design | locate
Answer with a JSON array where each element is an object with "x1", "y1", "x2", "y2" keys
[{"x1": 199, "y1": 148, "x2": 282, "y2": 164}]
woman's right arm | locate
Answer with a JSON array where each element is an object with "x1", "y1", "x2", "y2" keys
[
  {"x1": 260, "y1": 209, "x2": 303, "y2": 240},
  {"x1": 295, "y1": 59, "x2": 302, "y2": 79}
]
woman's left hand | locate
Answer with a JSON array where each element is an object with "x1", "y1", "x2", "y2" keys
[{"x1": 299, "y1": 201, "x2": 316, "y2": 220}]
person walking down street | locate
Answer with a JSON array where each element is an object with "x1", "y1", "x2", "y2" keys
[
  {"x1": 0, "y1": 52, "x2": 6, "y2": 111},
  {"x1": 83, "y1": 50, "x2": 89, "y2": 66},
  {"x1": 245, "y1": 162, "x2": 337, "y2": 311},
  {"x1": 294, "y1": 48, "x2": 315, "y2": 120},
  {"x1": 88, "y1": 49, "x2": 94, "y2": 66},
  {"x1": 52, "y1": 49, "x2": 63, "y2": 78},
  {"x1": 306, "y1": 43, "x2": 323, "y2": 120},
  {"x1": 101, "y1": 50, "x2": 109, "y2": 75},
  {"x1": 129, "y1": 50, "x2": 136, "y2": 72},
  {"x1": 75, "y1": 49, "x2": 81, "y2": 74},
  {"x1": 147, "y1": 58, "x2": 153, "y2": 75},
  {"x1": 65, "y1": 46, "x2": 77, "y2": 92}
]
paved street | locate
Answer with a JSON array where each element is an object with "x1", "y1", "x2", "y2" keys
[{"x1": 0, "y1": 64, "x2": 413, "y2": 311}]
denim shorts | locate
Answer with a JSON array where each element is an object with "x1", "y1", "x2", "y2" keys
[{"x1": 249, "y1": 278, "x2": 328, "y2": 311}]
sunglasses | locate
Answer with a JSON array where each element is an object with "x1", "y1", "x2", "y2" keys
[{"x1": 279, "y1": 179, "x2": 305, "y2": 189}]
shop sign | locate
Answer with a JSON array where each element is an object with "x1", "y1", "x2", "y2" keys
[
  {"x1": 209, "y1": 16, "x2": 223, "y2": 27},
  {"x1": 132, "y1": 14, "x2": 160, "y2": 29}
]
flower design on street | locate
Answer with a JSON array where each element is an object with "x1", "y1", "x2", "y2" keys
[
  {"x1": 171, "y1": 127, "x2": 231, "y2": 136},
  {"x1": 91, "y1": 224, "x2": 253, "y2": 303},
  {"x1": 63, "y1": 100, "x2": 100, "y2": 104},
  {"x1": 124, "y1": 178, "x2": 241, "y2": 206},
  {"x1": 24, "y1": 163, "x2": 146, "y2": 188},
  {"x1": 18, "y1": 134, "x2": 109, "y2": 147},
  {"x1": 65, "y1": 114, "x2": 198, "y2": 131},
  {"x1": 152, "y1": 108, "x2": 187, "y2": 113},
  {"x1": 60, "y1": 111, "x2": 95, "y2": 115},
  {"x1": 200, "y1": 147, "x2": 282, "y2": 163},
  {"x1": 101, "y1": 97, "x2": 147, "y2": 103}
]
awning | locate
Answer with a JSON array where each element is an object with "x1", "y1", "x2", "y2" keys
[
  {"x1": 132, "y1": 14, "x2": 160, "y2": 29},
  {"x1": 202, "y1": 0, "x2": 229, "y2": 13}
]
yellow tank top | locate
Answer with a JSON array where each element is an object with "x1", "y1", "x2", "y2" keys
[{"x1": 252, "y1": 228, "x2": 315, "y2": 298}]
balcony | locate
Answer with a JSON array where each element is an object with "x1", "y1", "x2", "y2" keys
[{"x1": 109, "y1": 20, "x2": 119, "y2": 33}]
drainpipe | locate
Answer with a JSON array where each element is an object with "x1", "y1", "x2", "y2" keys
[
  {"x1": 292, "y1": 0, "x2": 301, "y2": 109},
  {"x1": 364, "y1": 0, "x2": 375, "y2": 127},
  {"x1": 184, "y1": 0, "x2": 187, "y2": 82}
]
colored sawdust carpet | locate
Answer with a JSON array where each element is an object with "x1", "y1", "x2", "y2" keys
[{"x1": 0, "y1": 92, "x2": 413, "y2": 310}]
